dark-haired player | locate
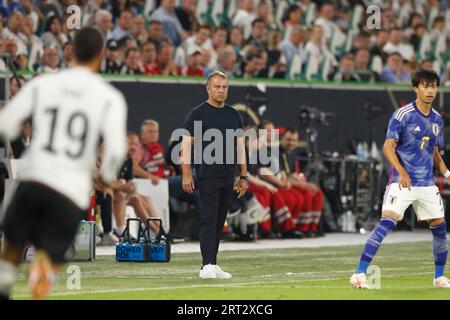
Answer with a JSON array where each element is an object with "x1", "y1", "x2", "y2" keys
[
  {"x1": 350, "y1": 69, "x2": 450, "y2": 289},
  {"x1": 0, "y1": 27, "x2": 127, "y2": 299}
]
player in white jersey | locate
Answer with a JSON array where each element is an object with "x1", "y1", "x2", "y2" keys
[{"x1": 0, "y1": 28, "x2": 127, "y2": 300}]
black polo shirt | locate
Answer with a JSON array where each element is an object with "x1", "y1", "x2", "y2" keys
[{"x1": 183, "y1": 102, "x2": 244, "y2": 180}]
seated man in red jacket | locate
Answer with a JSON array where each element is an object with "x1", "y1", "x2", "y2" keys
[{"x1": 280, "y1": 128, "x2": 324, "y2": 237}]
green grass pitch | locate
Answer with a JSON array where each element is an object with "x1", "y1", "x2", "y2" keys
[{"x1": 11, "y1": 241, "x2": 450, "y2": 300}]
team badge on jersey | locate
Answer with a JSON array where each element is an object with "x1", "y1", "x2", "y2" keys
[{"x1": 432, "y1": 123, "x2": 439, "y2": 136}]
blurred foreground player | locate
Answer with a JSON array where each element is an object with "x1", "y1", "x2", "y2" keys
[
  {"x1": 0, "y1": 27, "x2": 127, "y2": 299},
  {"x1": 350, "y1": 69, "x2": 450, "y2": 289}
]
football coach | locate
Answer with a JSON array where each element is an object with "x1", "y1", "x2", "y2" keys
[{"x1": 181, "y1": 70, "x2": 248, "y2": 279}]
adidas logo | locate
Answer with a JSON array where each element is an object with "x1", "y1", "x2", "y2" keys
[{"x1": 414, "y1": 126, "x2": 421, "y2": 132}]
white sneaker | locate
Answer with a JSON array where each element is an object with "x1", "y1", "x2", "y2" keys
[
  {"x1": 199, "y1": 264, "x2": 217, "y2": 279},
  {"x1": 214, "y1": 265, "x2": 232, "y2": 279},
  {"x1": 434, "y1": 276, "x2": 450, "y2": 288},
  {"x1": 350, "y1": 273, "x2": 371, "y2": 289},
  {"x1": 99, "y1": 233, "x2": 119, "y2": 246}
]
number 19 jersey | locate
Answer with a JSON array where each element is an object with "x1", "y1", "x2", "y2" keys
[
  {"x1": 386, "y1": 100, "x2": 443, "y2": 187},
  {"x1": 0, "y1": 67, "x2": 128, "y2": 209}
]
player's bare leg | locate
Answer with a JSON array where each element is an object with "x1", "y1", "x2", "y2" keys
[
  {"x1": 28, "y1": 250, "x2": 58, "y2": 300},
  {"x1": 0, "y1": 239, "x2": 24, "y2": 300},
  {"x1": 112, "y1": 191, "x2": 127, "y2": 235},
  {"x1": 427, "y1": 217, "x2": 450, "y2": 288},
  {"x1": 350, "y1": 210, "x2": 400, "y2": 289}
]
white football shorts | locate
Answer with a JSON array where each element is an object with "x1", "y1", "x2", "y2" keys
[{"x1": 382, "y1": 183, "x2": 445, "y2": 221}]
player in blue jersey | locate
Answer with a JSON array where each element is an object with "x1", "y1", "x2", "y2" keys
[{"x1": 350, "y1": 69, "x2": 450, "y2": 289}]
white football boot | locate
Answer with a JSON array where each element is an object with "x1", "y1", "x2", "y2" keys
[
  {"x1": 433, "y1": 276, "x2": 450, "y2": 288},
  {"x1": 349, "y1": 273, "x2": 371, "y2": 289}
]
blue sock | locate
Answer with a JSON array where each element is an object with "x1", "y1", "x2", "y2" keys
[
  {"x1": 355, "y1": 217, "x2": 397, "y2": 274},
  {"x1": 431, "y1": 222, "x2": 448, "y2": 279}
]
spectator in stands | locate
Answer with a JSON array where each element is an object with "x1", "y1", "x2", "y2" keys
[
  {"x1": 245, "y1": 18, "x2": 268, "y2": 51},
  {"x1": 210, "y1": 26, "x2": 229, "y2": 68},
  {"x1": 22, "y1": 14, "x2": 43, "y2": 71},
  {"x1": 155, "y1": 41, "x2": 178, "y2": 75},
  {"x1": 442, "y1": 65, "x2": 450, "y2": 86},
  {"x1": 9, "y1": 76, "x2": 26, "y2": 98},
  {"x1": 430, "y1": 15, "x2": 447, "y2": 42},
  {"x1": 304, "y1": 25, "x2": 335, "y2": 65},
  {"x1": 242, "y1": 48, "x2": 263, "y2": 78},
  {"x1": 380, "y1": 52, "x2": 411, "y2": 84},
  {"x1": 111, "y1": 9, "x2": 133, "y2": 41},
  {"x1": 2, "y1": 11, "x2": 27, "y2": 56},
  {"x1": 404, "y1": 12, "x2": 424, "y2": 39},
  {"x1": 214, "y1": 47, "x2": 237, "y2": 78},
  {"x1": 233, "y1": 0, "x2": 257, "y2": 39},
  {"x1": 40, "y1": 15, "x2": 68, "y2": 61},
  {"x1": 383, "y1": 28, "x2": 415, "y2": 62},
  {"x1": 131, "y1": 15, "x2": 148, "y2": 46},
  {"x1": 354, "y1": 48, "x2": 378, "y2": 82},
  {"x1": 282, "y1": 4, "x2": 303, "y2": 28},
  {"x1": 370, "y1": 29, "x2": 389, "y2": 62},
  {"x1": 315, "y1": 3, "x2": 341, "y2": 42},
  {"x1": 100, "y1": 39, "x2": 122, "y2": 74},
  {"x1": 142, "y1": 41, "x2": 159, "y2": 75},
  {"x1": 61, "y1": 41, "x2": 75, "y2": 68},
  {"x1": 120, "y1": 47, "x2": 143, "y2": 74},
  {"x1": 184, "y1": 24, "x2": 212, "y2": 55},
  {"x1": 94, "y1": 9, "x2": 113, "y2": 41},
  {"x1": 381, "y1": 8, "x2": 398, "y2": 29},
  {"x1": 278, "y1": 25, "x2": 306, "y2": 66},
  {"x1": 179, "y1": 47, "x2": 204, "y2": 77},
  {"x1": 351, "y1": 32, "x2": 371, "y2": 53},
  {"x1": 147, "y1": 20, "x2": 167, "y2": 49},
  {"x1": 229, "y1": 26, "x2": 245, "y2": 55},
  {"x1": 38, "y1": 46, "x2": 60, "y2": 73},
  {"x1": 175, "y1": 0, "x2": 198, "y2": 33},
  {"x1": 4, "y1": 37, "x2": 26, "y2": 71},
  {"x1": 150, "y1": 0, "x2": 187, "y2": 47},
  {"x1": 410, "y1": 23, "x2": 427, "y2": 52},
  {"x1": 10, "y1": 120, "x2": 31, "y2": 159},
  {"x1": 420, "y1": 59, "x2": 434, "y2": 70},
  {"x1": 328, "y1": 53, "x2": 359, "y2": 82},
  {"x1": 256, "y1": 0, "x2": 275, "y2": 30}
]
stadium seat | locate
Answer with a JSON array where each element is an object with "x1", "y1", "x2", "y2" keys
[
  {"x1": 143, "y1": 0, "x2": 157, "y2": 17},
  {"x1": 174, "y1": 46, "x2": 186, "y2": 67},
  {"x1": 196, "y1": 0, "x2": 211, "y2": 26},
  {"x1": 275, "y1": 0, "x2": 289, "y2": 30},
  {"x1": 226, "y1": 0, "x2": 237, "y2": 21},
  {"x1": 282, "y1": 25, "x2": 293, "y2": 42},
  {"x1": 211, "y1": 0, "x2": 225, "y2": 28},
  {"x1": 330, "y1": 27, "x2": 347, "y2": 56},
  {"x1": 304, "y1": 55, "x2": 320, "y2": 81},
  {"x1": 370, "y1": 55, "x2": 383, "y2": 74},
  {"x1": 303, "y1": 2, "x2": 317, "y2": 27},
  {"x1": 426, "y1": 5, "x2": 439, "y2": 30},
  {"x1": 287, "y1": 53, "x2": 303, "y2": 80},
  {"x1": 419, "y1": 32, "x2": 432, "y2": 60},
  {"x1": 349, "y1": 5, "x2": 364, "y2": 30}
]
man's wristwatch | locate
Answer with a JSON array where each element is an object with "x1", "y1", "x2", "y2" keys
[{"x1": 239, "y1": 176, "x2": 248, "y2": 180}]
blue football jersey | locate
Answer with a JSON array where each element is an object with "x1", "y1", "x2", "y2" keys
[{"x1": 386, "y1": 101, "x2": 444, "y2": 186}]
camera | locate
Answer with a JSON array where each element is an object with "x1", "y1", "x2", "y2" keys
[{"x1": 298, "y1": 106, "x2": 334, "y2": 127}]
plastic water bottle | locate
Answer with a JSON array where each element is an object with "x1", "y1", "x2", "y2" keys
[
  {"x1": 356, "y1": 143, "x2": 364, "y2": 160},
  {"x1": 160, "y1": 235, "x2": 166, "y2": 244},
  {"x1": 119, "y1": 237, "x2": 125, "y2": 244}
]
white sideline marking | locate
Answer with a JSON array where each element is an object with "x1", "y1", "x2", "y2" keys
[{"x1": 14, "y1": 271, "x2": 436, "y2": 298}]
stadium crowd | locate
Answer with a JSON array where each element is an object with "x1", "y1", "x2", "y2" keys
[{"x1": 0, "y1": 0, "x2": 448, "y2": 83}]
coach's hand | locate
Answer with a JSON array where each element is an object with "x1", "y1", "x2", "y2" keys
[
  {"x1": 399, "y1": 170, "x2": 412, "y2": 191},
  {"x1": 182, "y1": 175, "x2": 195, "y2": 193},
  {"x1": 236, "y1": 178, "x2": 248, "y2": 199}
]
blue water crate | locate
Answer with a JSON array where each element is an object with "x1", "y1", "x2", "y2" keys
[
  {"x1": 146, "y1": 218, "x2": 171, "y2": 262},
  {"x1": 115, "y1": 218, "x2": 148, "y2": 262}
]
